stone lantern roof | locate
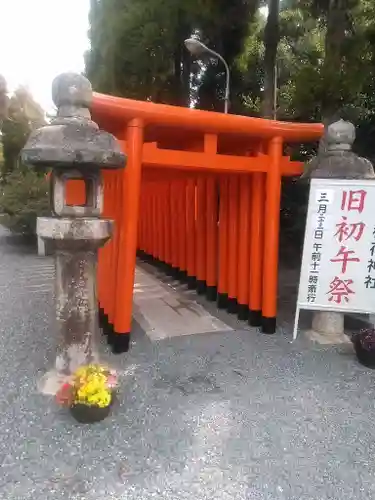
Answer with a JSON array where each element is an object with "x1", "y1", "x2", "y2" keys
[
  {"x1": 302, "y1": 119, "x2": 374, "y2": 180},
  {"x1": 21, "y1": 72, "x2": 126, "y2": 171}
]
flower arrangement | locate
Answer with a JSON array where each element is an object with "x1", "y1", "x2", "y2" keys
[
  {"x1": 352, "y1": 328, "x2": 375, "y2": 368},
  {"x1": 56, "y1": 364, "x2": 118, "y2": 422},
  {"x1": 353, "y1": 328, "x2": 375, "y2": 350}
]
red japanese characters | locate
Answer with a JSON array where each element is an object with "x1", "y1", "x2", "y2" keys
[
  {"x1": 327, "y1": 190, "x2": 367, "y2": 304},
  {"x1": 330, "y1": 246, "x2": 360, "y2": 274},
  {"x1": 341, "y1": 189, "x2": 366, "y2": 213},
  {"x1": 334, "y1": 217, "x2": 365, "y2": 243},
  {"x1": 327, "y1": 277, "x2": 355, "y2": 304}
]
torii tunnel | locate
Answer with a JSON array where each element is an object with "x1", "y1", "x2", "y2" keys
[{"x1": 67, "y1": 93, "x2": 323, "y2": 353}]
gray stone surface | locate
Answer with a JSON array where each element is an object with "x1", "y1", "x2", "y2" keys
[
  {"x1": 302, "y1": 119, "x2": 375, "y2": 180},
  {"x1": 2, "y1": 225, "x2": 375, "y2": 499},
  {"x1": 132, "y1": 265, "x2": 232, "y2": 340},
  {"x1": 36, "y1": 216, "x2": 112, "y2": 377},
  {"x1": 311, "y1": 309, "x2": 344, "y2": 336},
  {"x1": 20, "y1": 71, "x2": 126, "y2": 375},
  {"x1": 37, "y1": 217, "x2": 112, "y2": 248},
  {"x1": 21, "y1": 72, "x2": 125, "y2": 171}
]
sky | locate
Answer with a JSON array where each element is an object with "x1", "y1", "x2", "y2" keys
[{"x1": 0, "y1": 0, "x2": 91, "y2": 113}]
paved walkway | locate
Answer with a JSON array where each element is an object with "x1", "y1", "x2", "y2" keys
[
  {"x1": 133, "y1": 266, "x2": 232, "y2": 341},
  {"x1": 1, "y1": 226, "x2": 375, "y2": 500}
]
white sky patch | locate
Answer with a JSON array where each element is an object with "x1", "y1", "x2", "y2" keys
[{"x1": 0, "y1": 0, "x2": 90, "y2": 113}]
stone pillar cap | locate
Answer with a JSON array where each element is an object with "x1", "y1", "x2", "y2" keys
[
  {"x1": 21, "y1": 72, "x2": 126, "y2": 171},
  {"x1": 52, "y1": 72, "x2": 92, "y2": 109},
  {"x1": 326, "y1": 119, "x2": 355, "y2": 151},
  {"x1": 301, "y1": 119, "x2": 375, "y2": 180}
]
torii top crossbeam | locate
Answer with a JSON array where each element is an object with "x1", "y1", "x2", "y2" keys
[{"x1": 92, "y1": 92, "x2": 322, "y2": 143}]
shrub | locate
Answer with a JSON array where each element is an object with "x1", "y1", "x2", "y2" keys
[{"x1": 0, "y1": 169, "x2": 49, "y2": 235}]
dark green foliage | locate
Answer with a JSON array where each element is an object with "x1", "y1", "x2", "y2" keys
[
  {"x1": 86, "y1": 0, "x2": 197, "y2": 105},
  {"x1": 0, "y1": 75, "x2": 8, "y2": 126},
  {"x1": 1, "y1": 87, "x2": 45, "y2": 182},
  {"x1": 85, "y1": 0, "x2": 375, "y2": 247},
  {"x1": 237, "y1": 0, "x2": 375, "y2": 125},
  {"x1": 192, "y1": 0, "x2": 261, "y2": 112},
  {"x1": 85, "y1": 0, "x2": 260, "y2": 109},
  {"x1": 0, "y1": 84, "x2": 49, "y2": 235},
  {"x1": 0, "y1": 169, "x2": 50, "y2": 235},
  {"x1": 1, "y1": 105, "x2": 30, "y2": 181}
]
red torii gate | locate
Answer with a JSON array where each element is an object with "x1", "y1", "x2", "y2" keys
[{"x1": 67, "y1": 94, "x2": 322, "y2": 352}]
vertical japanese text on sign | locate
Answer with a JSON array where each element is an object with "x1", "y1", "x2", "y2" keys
[
  {"x1": 327, "y1": 189, "x2": 367, "y2": 304},
  {"x1": 306, "y1": 191, "x2": 329, "y2": 304},
  {"x1": 297, "y1": 180, "x2": 375, "y2": 316}
]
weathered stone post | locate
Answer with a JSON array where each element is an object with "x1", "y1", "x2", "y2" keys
[
  {"x1": 21, "y1": 73, "x2": 125, "y2": 389},
  {"x1": 302, "y1": 119, "x2": 374, "y2": 342}
]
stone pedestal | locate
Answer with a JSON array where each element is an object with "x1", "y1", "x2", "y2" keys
[
  {"x1": 308, "y1": 311, "x2": 349, "y2": 344},
  {"x1": 38, "y1": 217, "x2": 112, "y2": 374},
  {"x1": 312, "y1": 311, "x2": 344, "y2": 335}
]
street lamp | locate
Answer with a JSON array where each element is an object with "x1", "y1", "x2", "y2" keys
[{"x1": 184, "y1": 38, "x2": 230, "y2": 114}]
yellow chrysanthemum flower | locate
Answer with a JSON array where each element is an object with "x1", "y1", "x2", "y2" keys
[{"x1": 72, "y1": 364, "x2": 113, "y2": 408}]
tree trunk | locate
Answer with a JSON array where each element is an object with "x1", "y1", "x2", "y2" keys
[
  {"x1": 321, "y1": 0, "x2": 349, "y2": 122},
  {"x1": 173, "y1": 46, "x2": 183, "y2": 105},
  {"x1": 262, "y1": 0, "x2": 280, "y2": 119},
  {"x1": 310, "y1": 0, "x2": 351, "y2": 340},
  {"x1": 171, "y1": 8, "x2": 191, "y2": 108},
  {"x1": 172, "y1": 37, "x2": 191, "y2": 108}
]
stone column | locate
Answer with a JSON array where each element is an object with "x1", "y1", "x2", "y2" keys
[
  {"x1": 21, "y1": 73, "x2": 125, "y2": 391},
  {"x1": 302, "y1": 119, "x2": 374, "y2": 342}
]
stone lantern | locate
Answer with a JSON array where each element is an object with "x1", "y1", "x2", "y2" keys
[
  {"x1": 302, "y1": 119, "x2": 374, "y2": 342},
  {"x1": 21, "y1": 73, "x2": 125, "y2": 389}
]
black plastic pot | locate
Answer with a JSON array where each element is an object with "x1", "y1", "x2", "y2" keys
[
  {"x1": 70, "y1": 402, "x2": 111, "y2": 424},
  {"x1": 353, "y1": 333, "x2": 375, "y2": 369}
]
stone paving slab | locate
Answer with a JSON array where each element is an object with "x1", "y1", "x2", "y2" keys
[
  {"x1": 1, "y1": 226, "x2": 375, "y2": 500},
  {"x1": 133, "y1": 266, "x2": 232, "y2": 341}
]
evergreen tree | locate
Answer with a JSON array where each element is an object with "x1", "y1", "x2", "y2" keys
[
  {"x1": 0, "y1": 87, "x2": 48, "y2": 235},
  {"x1": 85, "y1": 0, "x2": 260, "y2": 110},
  {"x1": 1, "y1": 86, "x2": 45, "y2": 181}
]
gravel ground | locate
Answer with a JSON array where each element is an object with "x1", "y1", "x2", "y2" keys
[{"x1": 1, "y1": 225, "x2": 375, "y2": 500}]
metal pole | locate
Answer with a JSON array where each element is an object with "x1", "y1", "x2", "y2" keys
[{"x1": 204, "y1": 47, "x2": 230, "y2": 114}]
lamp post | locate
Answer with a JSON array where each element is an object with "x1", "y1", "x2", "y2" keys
[{"x1": 184, "y1": 38, "x2": 230, "y2": 114}]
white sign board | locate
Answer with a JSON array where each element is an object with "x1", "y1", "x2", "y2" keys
[{"x1": 294, "y1": 178, "x2": 375, "y2": 339}]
